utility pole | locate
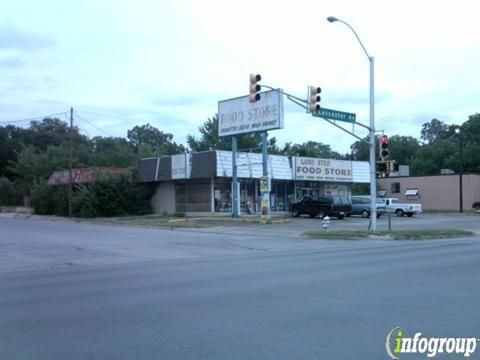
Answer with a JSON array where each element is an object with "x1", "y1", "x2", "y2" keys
[
  {"x1": 459, "y1": 130, "x2": 464, "y2": 213},
  {"x1": 68, "y1": 107, "x2": 73, "y2": 218}
]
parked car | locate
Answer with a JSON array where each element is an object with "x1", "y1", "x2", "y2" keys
[
  {"x1": 381, "y1": 197, "x2": 422, "y2": 217},
  {"x1": 350, "y1": 196, "x2": 386, "y2": 218},
  {"x1": 473, "y1": 201, "x2": 480, "y2": 212},
  {"x1": 288, "y1": 195, "x2": 352, "y2": 220}
]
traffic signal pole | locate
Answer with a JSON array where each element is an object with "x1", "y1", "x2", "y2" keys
[
  {"x1": 369, "y1": 57, "x2": 377, "y2": 231},
  {"x1": 232, "y1": 135, "x2": 239, "y2": 217},
  {"x1": 261, "y1": 131, "x2": 270, "y2": 219}
]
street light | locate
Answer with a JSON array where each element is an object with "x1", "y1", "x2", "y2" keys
[
  {"x1": 327, "y1": 16, "x2": 378, "y2": 231},
  {"x1": 455, "y1": 127, "x2": 464, "y2": 212}
]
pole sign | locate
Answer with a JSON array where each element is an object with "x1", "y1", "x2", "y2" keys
[
  {"x1": 312, "y1": 107, "x2": 356, "y2": 123},
  {"x1": 218, "y1": 89, "x2": 284, "y2": 137}
]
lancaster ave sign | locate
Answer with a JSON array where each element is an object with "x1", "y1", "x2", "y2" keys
[
  {"x1": 218, "y1": 89, "x2": 284, "y2": 137},
  {"x1": 312, "y1": 107, "x2": 356, "y2": 123}
]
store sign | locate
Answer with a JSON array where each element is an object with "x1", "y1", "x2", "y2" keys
[
  {"x1": 218, "y1": 89, "x2": 284, "y2": 137},
  {"x1": 294, "y1": 157, "x2": 353, "y2": 182},
  {"x1": 171, "y1": 153, "x2": 191, "y2": 179}
]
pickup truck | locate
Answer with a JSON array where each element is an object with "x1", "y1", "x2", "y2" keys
[
  {"x1": 288, "y1": 196, "x2": 352, "y2": 220},
  {"x1": 382, "y1": 198, "x2": 422, "y2": 217}
]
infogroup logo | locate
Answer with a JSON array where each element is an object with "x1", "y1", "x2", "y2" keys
[{"x1": 385, "y1": 327, "x2": 479, "y2": 359}]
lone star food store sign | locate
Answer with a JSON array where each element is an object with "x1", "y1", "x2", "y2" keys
[
  {"x1": 294, "y1": 157, "x2": 353, "y2": 182},
  {"x1": 218, "y1": 89, "x2": 284, "y2": 137}
]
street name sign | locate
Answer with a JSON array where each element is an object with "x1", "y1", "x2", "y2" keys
[
  {"x1": 312, "y1": 107, "x2": 356, "y2": 123},
  {"x1": 218, "y1": 89, "x2": 284, "y2": 137}
]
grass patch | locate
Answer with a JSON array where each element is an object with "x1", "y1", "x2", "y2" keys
[
  {"x1": 77, "y1": 214, "x2": 210, "y2": 228},
  {"x1": 303, "y1": 230, "x2": 371, "y2": 239},
  {"x1": 303, "y1": 228, "x2": 473, "y2": 240},
  {"x1": 78, "y1": 214, "x2": 290, "y2": 228},
  {"x1": 377, "y1": 229, "x2": 473, "y2": 240}
]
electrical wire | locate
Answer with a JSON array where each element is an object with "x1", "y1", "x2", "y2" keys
[
  {"x1": 0, "y1": 111, "x2": 68, "y2": 125},
  {"x1": 74, "y1": 111, "x2": 114, "y2": 137}
]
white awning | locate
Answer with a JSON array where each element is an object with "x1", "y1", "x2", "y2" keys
[{"x1": 405, "y1": 188, "x2": 419, "y2": 196}]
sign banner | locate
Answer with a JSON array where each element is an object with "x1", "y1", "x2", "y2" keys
[
  {"x1": 171, "y1": 153, "x2": 191, "y2": 179},
  {"x1": 294, "y1": 157, "x2": 353, "y2": 182},
  {"x1": 218, "y1": 89, "x2": 284, "y2": 137}
]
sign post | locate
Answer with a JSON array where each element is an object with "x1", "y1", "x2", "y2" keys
[{"x1": 219, "y1": 89, "x2": 284, "y2": 218}]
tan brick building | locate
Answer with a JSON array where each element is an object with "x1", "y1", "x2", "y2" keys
[{"x1": 377, "y1": 174, "x2": 480, "y2": 212}]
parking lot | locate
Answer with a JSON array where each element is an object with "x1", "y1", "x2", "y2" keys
[{"x1": 188, "y1": 212, "x2": 480, "y2": 238}]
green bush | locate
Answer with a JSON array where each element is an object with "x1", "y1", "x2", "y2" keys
[
  {"x1": 30, "y1": 174, "x2": 153, "y2": 218},
  {"x1": 30, "y1": 180, "x2": 69, "y2": 216},
  {"x1": 73, "y1": 174, "x2": 153, "y2": 218},
  {"x1": 173, "y1": 211, "x2": 186, "y2": 217},
  {"x1": 0, "y1": 177, "x2": 22, "y2": 206}
]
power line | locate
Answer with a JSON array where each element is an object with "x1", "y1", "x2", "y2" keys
[
  {"x1": 74, "y1": 111, "x2": 114, "y2": 137},
  {"x1": 76, "y1": 109, "x2": 146, "y2": 123},
  {"x1": 0, "y1": 111, "x2": 68, "y2": 125}
]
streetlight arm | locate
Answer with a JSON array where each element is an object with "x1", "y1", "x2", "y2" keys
[{"x1": 335, "y1": 19, "x2": 371, "y2": 60}]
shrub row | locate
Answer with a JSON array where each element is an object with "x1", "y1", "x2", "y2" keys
[
  {"x1": 0, "y1": 177, "x2": 23, "y2": 206},
  {"x1": 30, "y1": 174, "x2": 154, "y2": 217}
]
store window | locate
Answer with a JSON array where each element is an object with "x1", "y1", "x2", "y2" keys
[
  {"x1": 240, "y1": 179, "x2": 256, "y2": 214},
  {"x1": 214, "y1": 178, "x2": 232, "y2": 212},
  {"x1": 405, "y1": 188, "x2": 419, "y2": 199},
  {"x1": 295, "y1": 181, "x2": 323, "y2": 201},
  {"x1": 176, "y1": 179, "x2": 211, "y2": 212},
  {"x1": 391, "y1": 182, "x2": 401, "y2": 194}
]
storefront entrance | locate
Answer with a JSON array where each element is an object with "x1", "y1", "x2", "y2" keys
[{"x1": 295, "y1": 181, "x2": 324, "y2": 201}]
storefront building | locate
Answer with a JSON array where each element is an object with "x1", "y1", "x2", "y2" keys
[{"x1": 137, "y1": 150, "x2": 370, "y2": 215}]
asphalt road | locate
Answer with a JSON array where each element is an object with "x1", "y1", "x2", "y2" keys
[{"x1": 1, "y1": 217, "x2": 480, "y2": 359}]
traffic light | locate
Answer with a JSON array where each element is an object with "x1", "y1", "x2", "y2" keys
[
  {"x1": 377, "y1": 162, "x2": 388, "y2": 172},
  {"x1": 308, "y1": 86, "x2": 321, "y2": 113},
  {"x1": 249, "y1": 74, "x2": 262, "y2": 102},
  {"x1": 379, "y1": 134, "x2": 389, "y2": 159}
]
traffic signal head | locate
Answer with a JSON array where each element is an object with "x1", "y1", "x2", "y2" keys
[
  {"x1": 249, "y1": 74, "x2": 262, "y2": 102},
  {"x1": 377, "y1": 162, "x2": 388, "y2": 172},
  {"x1": 308, "y1": 86, "x2": 321, "y2": 113},
  {"x1": 379, "y1": 134, "x2": 389, "y2": 159}
]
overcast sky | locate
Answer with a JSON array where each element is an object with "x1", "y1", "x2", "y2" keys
[{"x1": 1, "y1": 0, "x2": 479, "y2": 153}]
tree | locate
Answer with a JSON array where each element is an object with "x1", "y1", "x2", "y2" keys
[
  {"x1": 186, "y1": 116, "x2": 230, "y2": 151},
  {"x1": 90, "y1": 136, "x2": 137, "y2": 168},
  {"x1": 388, "y1": 135, "x2": 420, "y2": 166},
  {"x1": 0, "y1": 125, "x2": 28, "y2": 177},
  {"x1": 420, "y1": 118, "x2": 450, "y2": 143},
  {"x1": 8, "y1": 144, "x2": 91, "y2": 195},
  {"x1": 350, "y1": 136, "x2": 374, "y2": 162},
  {"x1": 282, "y1": 141, "x2": 345, "y2": 159},
  {"x1": 410, "y1": 138, "x2": 457, "y2": 175},
  {"x1": 127, "y1": 124, "x2": 184, "y2": 155}
]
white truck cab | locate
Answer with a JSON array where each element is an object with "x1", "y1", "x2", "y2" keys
[{"x1": 382, "y1": 198, "x2": 422, "y2": 217}]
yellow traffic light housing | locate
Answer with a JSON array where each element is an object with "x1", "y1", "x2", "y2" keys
[
  {"x1": 249, "y1": 74, "x2": 262, "y2": 102},
  {"x1": 308, "y1": 86, "x2": 321, "y2": 112}
]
